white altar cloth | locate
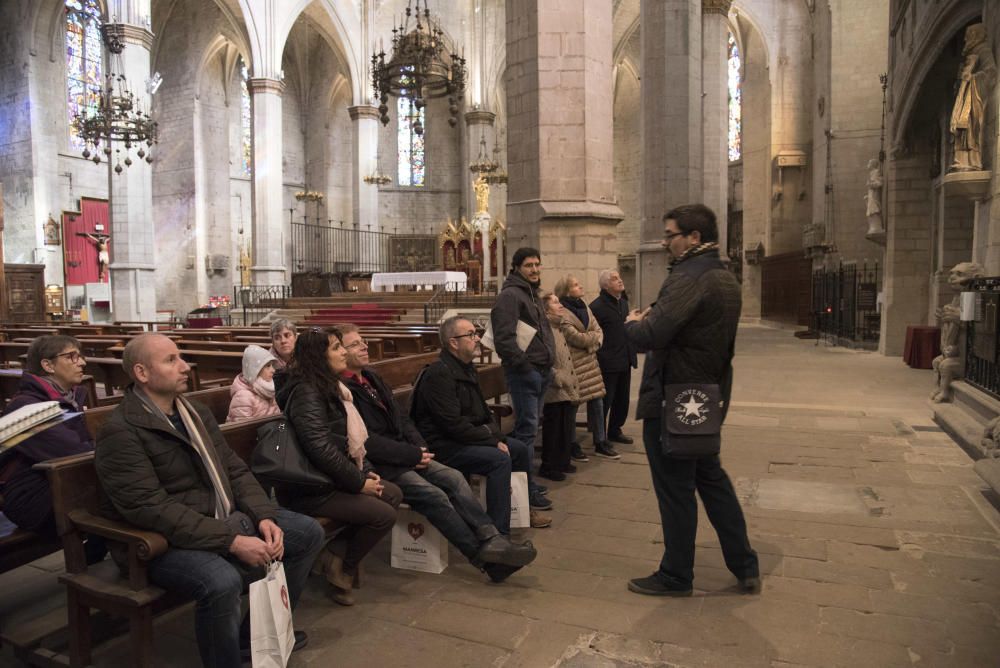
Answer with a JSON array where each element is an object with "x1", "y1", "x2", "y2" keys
[{"x1": 371, "y1": 271, "x2": 468, "y2": 292}]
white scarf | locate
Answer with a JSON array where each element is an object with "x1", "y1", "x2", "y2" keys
[
  {"x1": 337, "y1": 380, "x2": 367, "y2": 469},
  {"x1": 252, "y1": 376, "x2": 275, "y2": 399}
]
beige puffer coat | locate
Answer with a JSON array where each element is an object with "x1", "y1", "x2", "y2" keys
[
  {"x1": 560, "y1": 306, "x2": 606, "y2": 402},
  {"x1": 544, "y1": 312, "x2": 580, "y2": 404}
]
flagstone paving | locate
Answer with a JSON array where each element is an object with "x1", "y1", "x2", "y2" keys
[{"x1": 2, "y1": 325, "x2": 998, "y2": 666}]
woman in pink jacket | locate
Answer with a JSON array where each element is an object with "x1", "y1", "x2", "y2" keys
[{"x1": 226, "y1": 344, "x2": 281, "y2": 422}]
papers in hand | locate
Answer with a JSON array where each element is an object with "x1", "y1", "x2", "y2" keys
[
  {"x1": 0, "y1": 401, "x2": 63, "y2": 446},
  {"x1": 481, "y1": 320, "x2": 537, "y2": 353}
]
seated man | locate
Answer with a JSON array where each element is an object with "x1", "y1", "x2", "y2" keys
[
  {"x1": 95, "y1": 334, "x2": 324, "y2": 667},
  {"x1": 337, "y1": 324, "x2": 537, "y2": 583},
  {"x1": 411, "y1": 316, "x2": 551, "y2": 531}
]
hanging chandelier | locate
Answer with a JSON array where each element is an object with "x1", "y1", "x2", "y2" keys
[
  {"x1": 485, "y1": 133, "x2": 508, "y2": 186},
  {"x1": 468, "y1": 132, "x2": 498, "y2": 175},
  {"x1": 371, "y1": 0, "x2": 466, "y2": 135},
  {"x1": 72, "y1": 21, "x2": 158, "y2": 173}
]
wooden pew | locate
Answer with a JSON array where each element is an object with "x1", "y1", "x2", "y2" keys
[
  {"x1": 76, "y1": 338, "x2": 126, "y2": 357},
  {"x1": 160, "y1": 329, "x2": 233, "y2": 342},
  {"x1": 85, "y1": 358, "x2": 203, "y2": 397},
  {"x1": 0, "y1": 328, "x2": 57, "y2": 339},
  {"x1": 0, "y1": 342, "x2": 30, "y2": 367}
]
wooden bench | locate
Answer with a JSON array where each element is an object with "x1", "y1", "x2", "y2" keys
[
  {"x1": 0, "y1": 509, "x2": 60, "y2": 577},
  {"x1": 82, "y1": 385, "x2": 234, "y2": 436},
  {"x1": 84, "y1": 358, "x2": 204, "y2": 397}
]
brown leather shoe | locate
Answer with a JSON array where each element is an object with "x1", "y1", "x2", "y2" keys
[
  {"x1": 529, "y1": 510, "x2": 552, "y2": 528},
  {"x1": 326, "y1": 553, "x2": 354, "y2": 590}
]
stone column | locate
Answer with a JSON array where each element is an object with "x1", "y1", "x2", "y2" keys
[
  {"x1": 637, "y1": 0, "x2": 703, "y2": 306},
  {"x1": 107, "y1": 20, "x2": 158, "y2": 322},
  {"x1": 349, "y1": 105, "x2": 380, "y2": 233},
  {"x1": 248, "y1": 77, "x2": 286, "y2": 285},
  {"x1": 702, "y1": 0, "x2": 731, "y2": 256},
  {"x1": 505, "y1": 0, "x2": 623, "y2": 292}
]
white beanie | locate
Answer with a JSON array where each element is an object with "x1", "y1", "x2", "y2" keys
[{"x1": 242, "y1": 345, "x2": 278, "y2": 381}]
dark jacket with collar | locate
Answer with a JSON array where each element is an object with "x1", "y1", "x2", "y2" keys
[
  {"x1": 410, "y1": 349, "x2": 503, "y2": 461},
  {"x1": 275, "y1": 376, "x2": 368, "y2": 508},
  {"x1": 342, "y1": 368, "x2": 423, "y2": 481},
  {"x1": 590, "y1": 289, "x2": 638, "y2": 372},
  {"x1": 626, "y1": 248, "x2": 741, "y2": 420},
  {"x1": 95, "y1": 387, "x2": 277, "y2": 554},
  {"x1": 489, "y1": 271, "x2": 555, "y2": 371}
]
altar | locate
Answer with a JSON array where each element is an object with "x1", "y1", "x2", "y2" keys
[{"x1": 370, "y1": 271, "x2": 468, "y2": 292}]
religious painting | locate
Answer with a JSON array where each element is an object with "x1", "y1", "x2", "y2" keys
[
  {"x1": 44, "y1": 215, "x2": 61, "y2": 245},
  {"x1": 389, "y1": 235, "x2": 438, "y2": 272},
  {"x1": 442, "y1": 240, "x2": 457, "y2": 270}
]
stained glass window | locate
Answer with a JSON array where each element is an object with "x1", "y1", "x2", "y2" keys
[
  {"x1": 728, "y1": 31, "x2": 742, "y2": 162},
  {"x1": 66, "y1": 0, "x2": 103, "y2": 151},
  {"x1": 239, "y1": 59, "x2": 252, "y2": 177},
  {"x1": 397, "y1": 74, "x2": 425, "y2": 186}
]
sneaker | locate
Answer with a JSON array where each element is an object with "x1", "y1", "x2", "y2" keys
[
  {"x1": 562, "y1": 463, "x2": 577, "y2": 474},
  {"x1": 570, "y1": 444, "x2": 590, "y2": 462},
  {"x1": 608, "y1": 433, "x2": 634, "y2": 445},
  {"x1": 627, "y1": 573, "x2": 692, "y2": 597},
  {"x1": 529, "y1": 509, "x2": 552, "y2": 528},
  {"x1": 537, "y1": 467, "x2": 566, "y2": 482},
  {"x1": 594, "y1": 442, "x2": 621, "y2": 459},
  {"x1": 483, "y1": 562, "x2": 523, "y2": 583},
  {"x1": 738, "y1": 576, "x2": 762, "y2": 594},
  {"x1": 534, "y1": 483, "x2": 549, "y2": 494},
  {"x1": 529, "y1": 491, "x2": 553, "y2": 509}
]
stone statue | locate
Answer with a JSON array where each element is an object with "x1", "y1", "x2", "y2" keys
[
  {"x1": 950, "y1": 23, "x2": 996, "y2": 172},
  {"x1": 931, "y1": 261, "x2": 985, "y2": 403},
  {"x1": 239, "y1": 245, "x2": 252, "y2": 287},
  {"x1": 474, "y1": 174, "x2": 490, "y2": 214},
  {"x1": 864, "y1": 158, "x2": 884, "y2": 236}
]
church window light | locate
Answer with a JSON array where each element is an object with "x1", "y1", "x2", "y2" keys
[
  {"x1": 239, "y1": 59, "x2": 251, "y2": 177},
  {"x1": 397, "y1": 72, "x2": 425, "y2": 187},
  {"x1": 66, "y1": 0, "x2": 103, "y2": 152},
  {"x1": 728, "y1": 31, "x2": 742, "y2": 162}
]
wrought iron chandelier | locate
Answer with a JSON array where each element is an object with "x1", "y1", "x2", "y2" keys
[
  {"x1": 72, "y1": 21, "x2": 158, "y2": 173},
  {"x1": 469, "y1": 132, "x2": 498, "y2": 175},
  {"x1": 371, "y1": 0, "x2": 466, "y2": 135},
  {"x1": 485, "y1": 133, "x2": 508, "y2": 186}
]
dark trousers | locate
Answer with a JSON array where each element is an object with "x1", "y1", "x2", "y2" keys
[
  {"x1": 439, "y1": 438, "x2": 532, "y2": 534},
  {"x1": 541, "y1": 401, "x2": 574, "y2": 473},
  {"x1": 602, "y1": 368, "x2": 632, "y2": 437},
  {"x1": 642, "y1": 418, "x2": 758, "y2": 588},
  {"x1": 146, "y1": 508, "x2": 324, "y2": 668},
  {"x1": 308, "y1": 482, "x2": 402, "y2": 572}
]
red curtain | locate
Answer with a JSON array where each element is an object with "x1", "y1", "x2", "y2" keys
[{"x1": 63, "y1": 197, "x2": 109, "y2": 285}]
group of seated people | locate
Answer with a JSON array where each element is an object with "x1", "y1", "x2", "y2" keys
[{"x1": 0, "y1": 315, "x2": 554, "y2": 667}]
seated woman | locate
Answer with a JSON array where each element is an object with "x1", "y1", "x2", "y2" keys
[
  {"x1": 276, "y1": 327, "x2": 402, "y2": 606},
  {"x1": 0, "y1": 335, "x2": 104, "y2": 561},
  {"x1": 226, "y1": 344, "x2": 281, "y2": 422}
]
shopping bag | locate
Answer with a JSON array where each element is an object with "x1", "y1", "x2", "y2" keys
[
  {"x1": 390, "y1": 504, "x2": 449, "y2": 573},
  {"x1": 249, "y1": 561, "x2": 295, "y2": 668},
  {"x1": 472, "y1": 471, "x2": 530, "y2": 528}
]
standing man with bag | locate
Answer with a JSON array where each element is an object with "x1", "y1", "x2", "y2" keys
[
  {"x1": 624, "y1": 204, "x2": 759, "y2": 597},
  {"x1": 95, "y1": 334, "x2": 324, "y2": 667}
]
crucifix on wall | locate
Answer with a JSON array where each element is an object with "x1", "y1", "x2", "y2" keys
[{"x1": 77, "y1": 232, "x2": 111, "y2": 281}]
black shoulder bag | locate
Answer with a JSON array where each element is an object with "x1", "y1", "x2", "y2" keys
[{"x1": 251, "y1": 388, "x2": 334, "y2": 494}]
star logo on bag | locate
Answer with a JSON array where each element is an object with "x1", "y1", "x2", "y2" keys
[
  {"x1": 408, "y1": 522, "x2": 425, "y2": 541},
  {"x1": 672, "y1": 388, "x2": 711, "y2": 426}
]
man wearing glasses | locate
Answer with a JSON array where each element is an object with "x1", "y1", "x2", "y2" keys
[
  {"x1": 338, "y1": 324, "x2": 537, "y2": 582},
  {"x1": 412, "y1": 316, "x2": 552, "y2": 534}
]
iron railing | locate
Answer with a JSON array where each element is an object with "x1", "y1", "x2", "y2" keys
[
  {"x1": 423, "y1": 279, "x2": 500, "y2": 324},
  {"x1": 233, "y1": 284, "x2": 291, "y2": 325},
  {"x1": 292, "y1": 221, "x2": 393, "y2": 274},
  {"x1": 965, "y1": 276, "x2": 1000, "y2": 399},
  {"x1": 812, "y1": 261, "x2": 881, "y2": 345}
]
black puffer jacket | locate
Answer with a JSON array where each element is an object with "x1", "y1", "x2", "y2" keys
[
  {"x1": 410, "y1": 350, "x2": 503, "y2": 461},
  {"x1": 489, "y1": 271, "x2": 554, "y2": 370},
  {"x1": 626, "y1": 248, "x2": 741, "y2": 420},
  {"x1": 276, "y1": 376, "x2": 367, "y2": 510},
  {"x1": 342, "y1": 369, "x2": 423, "y2": 481}
]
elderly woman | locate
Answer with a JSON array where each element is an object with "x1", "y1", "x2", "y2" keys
[
  {"x1": 554, "y1": 275, "x2": 618, "y2": 460},
  {"x1": 268, "y1": 318, "x2": 298, "y2": 371},
  {"x1": 276, "y1": 327, "x2": 402, "y2": 606},
  {"x1": 538, "y1": 293, "x2": 580, "y2": 480},
  {"x1": 0, "y1": 335, "x2": 104, "y2": 561},
  {"x1": 226, "y1": 345, "x2": 281, "y2": 422}
]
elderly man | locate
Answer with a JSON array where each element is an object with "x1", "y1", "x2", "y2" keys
[
  {"x1": 625, "y1": 204, "x2": 758, "y2": 597},
  {"x1": 95, "y1": 334, "x2": 324, "y2": 667},
  {"x1": 268, "y1": 318, "x2": 298, "y2": 370},
  {"x1": 590, "y1": 269, "x2": 638, "y2": 456},
  {"x1": 338, "y1": 324, "x2": 537, "y2": 582},
  {"x1": 412, "y1": 316, "x2": 551, "y2": 530}
]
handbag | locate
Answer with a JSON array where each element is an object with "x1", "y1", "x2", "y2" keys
[
  {"x1": 660, "y1": 383, "x2": 724, "y2": 458},
  {"x1": 251, "y1": 415, "x2": 333, "y2": 494},
  {"x1": 249, "y1": 561, "x2": 295, "y2": 668}
]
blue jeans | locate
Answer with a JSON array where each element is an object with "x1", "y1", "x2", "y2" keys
[
  {"x1": 503, "y1": 365, "x2": 552, "y2": 453},
  {"x1": 146, "y1": 508, "x2": 324, "y2": 668},
  {"x1": 394, "y1": 460, "x2": 497, "y2": 561},
  {"x1": 438, "y1": 437, "x2": 533, "y2": 534},
  {"x1": 587, "y1": 397, "x2": 607, "y2": 444}
]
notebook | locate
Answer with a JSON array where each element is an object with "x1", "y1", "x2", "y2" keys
[{"x1": 0, "y1": 401, "x2": 62, "y2": 445}]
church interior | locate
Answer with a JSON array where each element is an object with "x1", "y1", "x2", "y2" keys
[{"x1": 1, "y1": 0, "x2": 1000, "y2": 665}]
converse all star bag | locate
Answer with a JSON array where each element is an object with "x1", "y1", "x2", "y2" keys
[{"x1": 660, "y1": 383, "x2": 724, "y2": 458}]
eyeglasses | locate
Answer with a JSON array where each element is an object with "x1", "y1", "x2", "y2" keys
[
  {"x1": 345, "y1": 338, "x2": 369, "y2": 350},
  {"x1": 663, "y1": 231, "x2": 686, "y2": 241},
  {"x1": 451, "y1": 331, "x2": 480, "y2": 340},
  {"x1": 50, "y1": 351, "x2": 83, "y2": 364}
]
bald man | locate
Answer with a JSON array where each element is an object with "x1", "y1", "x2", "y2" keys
[{"x1": 95, "y1": 334, "x2": 323, "y2": 667}]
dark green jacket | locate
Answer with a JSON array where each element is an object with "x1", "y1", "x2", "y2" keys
[{"x1": 95, "y1": 387, "x2": 278, "y2": 554}]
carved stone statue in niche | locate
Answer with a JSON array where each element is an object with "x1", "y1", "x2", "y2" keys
[
  {"x1": 864, "y1": 158, "x2": 884, "y2": 236},
  {"x1": 949, "y1": 23, "x2": 996, "y2": 172},
  {"x1": 931, "y1": 261, "x2": 985, "y2": 403}
]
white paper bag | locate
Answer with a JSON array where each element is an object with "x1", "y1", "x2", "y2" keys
[
  {"x1": 472, "y1": 471, "x2": 529, "y2": 529},
  {"x1": 249, "y1": 561, "x2": 294, "y2": 668},
  {"x1": 390, "y1": 505, "x2": 449, "y2": 574}
]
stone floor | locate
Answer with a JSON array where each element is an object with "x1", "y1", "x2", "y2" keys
[{"x1": 2, "y1": 324, "x2": 999, "y2": 667}]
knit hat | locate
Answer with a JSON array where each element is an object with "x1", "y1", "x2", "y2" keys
[{"x1": 242, "y1": 345, "x2": 277, "y2": 381}]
